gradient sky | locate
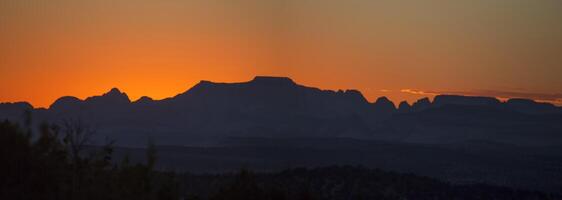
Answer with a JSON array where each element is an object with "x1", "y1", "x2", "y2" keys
[{"x1": 1, "y1": 0, "x2": 562, "y2": 108}]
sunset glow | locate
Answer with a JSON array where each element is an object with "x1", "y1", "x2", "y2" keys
[{"x1": 2, "y1": 0, "x2": 562, "y2": 107}]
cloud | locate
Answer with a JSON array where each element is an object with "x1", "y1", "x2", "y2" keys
[
  {"x1": 400, "y1": 89, "x2": 439, "y2": 96},
  {"x1": 400, "y1": 89, "x2": 562, "y2": 105}
]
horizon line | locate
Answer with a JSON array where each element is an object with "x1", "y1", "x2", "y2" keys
[{"x1": 1, "y1": 76, "x2": 561, "y2": 109}]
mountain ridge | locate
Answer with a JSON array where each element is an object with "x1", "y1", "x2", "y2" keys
[
  {"x1": 3, "y1": 76, "x2": 558, "y2": 112},
  {"x1": 0, "y1": 76, "x2": 561, "y2": 147},
  {"x1": 2, "y1": 76, "x2": 560, "y2": 194}
]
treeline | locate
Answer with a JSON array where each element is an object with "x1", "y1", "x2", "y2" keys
[
  {"x1": 0, "y1": 119, "x2": 179, "y2": 200},
  {"x1": 179, "y1": 167, "x2": 559, "y2": 200},
  {"x1": 1, "y1": 119, "x2": 559, "y2": 200}
]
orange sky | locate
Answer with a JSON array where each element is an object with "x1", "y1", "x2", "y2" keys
[{"x1": 1, "y1": 0, "x2": 562, "y2": 108}]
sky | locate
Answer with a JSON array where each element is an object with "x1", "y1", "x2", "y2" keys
[{"x1": 1, "y1": 0, "x2": 562, "y2": 108}]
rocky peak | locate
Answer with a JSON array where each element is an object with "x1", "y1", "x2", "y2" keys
[
  {"x1": 398, "y1": 101, "x2": 411, "y2": 113},
  {"x1": 85, "y1": 88, "x2": 131, "y2": 105},
  {"x1": 412, "y1": 97, "x2": 431, "y2": 111},
  {"x1": 372, "y1": 97, "x2": 396, "y2": 113}
]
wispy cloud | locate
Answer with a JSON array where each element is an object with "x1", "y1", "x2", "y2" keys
[
  {"x1": 400, "y1": 89, "x2": 562, "y2": 105},
  {"x1": 400, "y1": 89, "x2": 439, "y2": 96}
]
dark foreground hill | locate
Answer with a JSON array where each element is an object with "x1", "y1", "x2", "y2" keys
[
  {"x1": 179, "y1": 166, "x2": 560, "y2": 200},
  {"x1": 3, "y1": 119, "x2": 559, "y2": 200},
  {"x1": 112, "y1": 138, "x2": 562, "y2": 193}
]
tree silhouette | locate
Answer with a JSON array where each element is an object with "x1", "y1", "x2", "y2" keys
[{"x1": 0, "y1": 119, "x2": 179, "y2": 200}]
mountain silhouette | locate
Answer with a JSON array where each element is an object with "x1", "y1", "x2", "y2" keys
[
  {"x1": 372, "y1": 97, "x2": 396, "y2": 114},
  {"x1": 3, "y1": 76, "x2": 561, "y2": 194},
  {"x1": 411, "y1": 97, "x2": 431, "y2": 111},
  {"x1": 84, "y1": 87, "x2": 131, "y2": 106},
  {"x1": 432, "y1": 95, "x2": 501, "y2": 107},
  {"x1": 0, "y1": 102, "x2": 33, "y2": 121},
  {"x1": 505, "y1": 98, "x2": 559, "y2": 114},
  {"x1": 397, "y1": 101, "x2": 411, "y2": 113},
  {"x1": 0, "y1": 76, "x2": 561, "y2": 146},
  {"x1": 134, "y1": 96, "x2": 154, "y2": 104},
  {"x1": 50, "y1": 96, "x2": 82, "y2": 111}
]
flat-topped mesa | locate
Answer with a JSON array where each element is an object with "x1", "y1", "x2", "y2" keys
[
  {"x1": 249, "y1": 76, "x2": 296, "y2": 86},
  {"x1": 0, "y1": 102, "x2": 33, "y2": 120},
  {"x1": 433, "y1": 95, "x2": 500, "y2": 107},
  {"x1": 506, "y1": 98, "x2": 558, "y2": 114},
  {"x1": 0, "y1": 102, "x2": 33, "y2": 111},
  {"x1": 0, "y1": 101, "x2": 32, "y2": 107},
  {"x1": 506, "y1": 98, "x2": 553, "y2": 106}
]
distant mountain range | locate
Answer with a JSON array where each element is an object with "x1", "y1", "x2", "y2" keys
[
  {"x1": 1, "y1": 76, "x2": 561, "y2": 146},
  {"x1": 3, "y1": 76, "x2": 562, "y2": 192}
]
